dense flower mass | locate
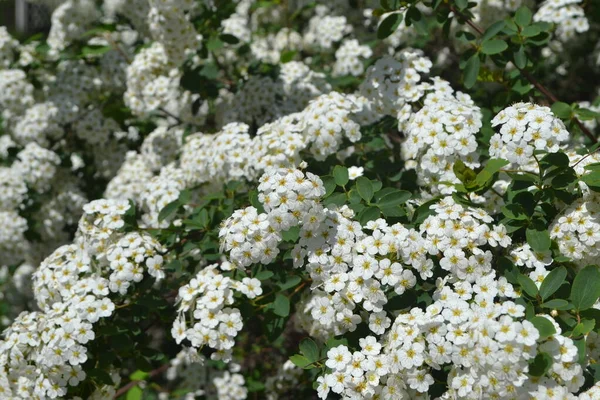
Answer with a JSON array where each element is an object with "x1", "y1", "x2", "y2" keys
[{"x1": 1, "y1": 0, "x2": 600, "y2": 399}]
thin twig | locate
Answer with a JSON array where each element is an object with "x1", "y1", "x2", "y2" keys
[
  {"x1": 449, "y1": 4, "x2": 597, "y2": 143},
  {"x1": 113, "y1": 363, "x2": 170, "y2": 398}
]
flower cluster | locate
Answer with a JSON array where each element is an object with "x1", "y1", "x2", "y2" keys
[
  {"x1": 490, "y1": 102, "x2": 570, "y2": 167},
  {"x1": 172, "y1": 262, "x2": 261, "y2": 362},
  {"x1": 404, "y1": 91, "x2": 482, "y2": 194}
]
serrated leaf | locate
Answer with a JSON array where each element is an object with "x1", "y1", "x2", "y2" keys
[
  {"x1": 539, "y1": 266, "x2": 567, "y2": 301},
  {"x1": 481, "y1": 39, "x2": 508, "y2": 55},
  {"x1": 530, "y1": 316, "x2": 557, "y2": 339},
  {"x1": 571, "y1": 265, "x2": 600, "y2": 311}
]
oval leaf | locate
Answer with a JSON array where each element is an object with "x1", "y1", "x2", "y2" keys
[{"x1": 571, "y1": 265, "x2": 600, "y2": 311}]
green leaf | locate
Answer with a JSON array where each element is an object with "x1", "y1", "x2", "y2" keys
[
  {"x1": 289, "y1": 354, "x2": 311, "y2": 368},
  {"x1": 571, "y1": 265, "x2": 600, "y2": 311},
  {"x1": 576, "y1": 107, "x2": 600, "y2": 121},
  {"x1": 530, "y1": 316, "x2": 557, "y2": 339},
  {"x1": 474, "y1": 158, "x2": 509, "y2": 187},
  {"x1": 359, "y1": 206, "x2": 381, "y2": 225},
  {"x1": 377, "y1": 13, "x2": 404, "y2": 39},
  {"x1": 81, "y1": 45, "x2": 112, "y2": 57},
  {"x1": 356, "y1": 177, "x2": 374, "y2": 203},
  {"x1": 481, "y1": 39, "x2": 508, "y2": 55},
  {"x1": 300, "y1": 338, "x2": 319, "y2": 362},
  {"x1": 539, "y1": 266, "x2": 567, "y2": 301},
  {"x1": 526, "y1": 226, "x2": 551, "y2": 252},
  {"x1": 541, "y1": 299, "x2": 571, "y2": 310},
  {"x1": 129, "y1": 370, "x2": 149, "y2": 381},
  {"x1": 514, "y1": 46, "x2": 527, "y2": 69},
  {"x1": 482, "y1": 20, "x2": 506, "y2": 42},
  {"x1": 219, "y1": 34, "x2": 240, "y2": 44},
  {"x1": 322, "y1": 175, "x2": 336, "y2": 197},
  {"x1": 521, "y1": 25, "x2": 541, "y2": 37},
  {"x1": 278, "y1": 275, "x2": 302, "y2": 291},
  {"x1": 463, "y1": 54, "x2": 480, "y2": 89},
  {"x1": 158, "y1": 200, "x2": 180, "y2": 222},
  {"x1": 572, "y1": 319, "x2": 595, "y2": 337},
  {"x1": 280, "y1": 50, "x2": 297, "y2": 63},
  {"x1": 273, "y1": 294, "x2": 290, "y2": 317},
  {"x1": 206, "y1": 37, "x2": 224, "y2": 51},
  {"x1": 551, "y1": 102, "x2": 572, "y2": 119},
  {"x1": 377, "y1": 190, "x2": 411, "y2": 208},
  {"x1": 514, "y1": 6, "x2": 532, "y2": 27},
  {"x1": 528, "y1": 352, "x2": 552, "y2": 376},
  {"x1": 255, "y1": 270, "x2": 274, "y2": 280},
  {"x1": 333, "y1": 166, "x2": 349, "y2": 187},
  {"x1": 126, "y1": 386, "x2": 143, "y2": 400},
  {"x1": 518, "y1": 274, "x2": 539, "y2": 297},
  {"x1": 581, "y1": 171, "x2": 600, "y2": 187}
]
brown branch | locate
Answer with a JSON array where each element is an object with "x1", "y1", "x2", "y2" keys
[
  {"x1": 113, "y1": 363, "x2": 170, "y2": 398},
  {"x1": 449, "y1": 4, "x2": 597, "y2": 143}
]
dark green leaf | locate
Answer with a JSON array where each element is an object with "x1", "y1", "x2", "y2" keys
[
  {"x1": 377, "y1": 13, "x2": 403, "y2": 39},
  {"x1": 359, "y1": 206, "x2": 381, "y2": 225},
  {"x1": 482, "y1": 20, "x2": 506, "y2": 42},
  {"x1": 541, "y1": 299, "x2": 571, "y2": 310},
  {"x1": 514, "y1": 46, "x2": 527, "y2": 69},
  {"x1": 530, "y1": 316, "x2": 557, "y2": 339},
  {"x1": 273, "y1": 294, "x2": 290, "y2": 317},
  {"x1": 300, "y1": 338, "x2": 319, "y2": 362},
  {"x1": 551, "y1": 102, "x2": 572, "y2": 119},
  {"x1": 463, "y1": 54, "x2": 480, "y2": 89},
  {"x1": 289, "y1": 354, "x2": 311, "y2": 368},
  {"x1": 356, "y1": 177, "x2": 374, "y2": 203},
  {"x1": 518, "y1": 274, "x2": 539, "y2": 297},
  {"x1": 514, "y1": 6, "x2": 532, "y2": 27},
  {"x1": 481, "y1": 39, "x2": 508, "y2": 55},
  {"x1": 526, "y1": 227, "x2": 551, "y2": 252},
  {"x1": 333, "y1": 166, "x2": 349, "y2": 187},
  {"x1": 572, "y1": 319, "x2": 595, "y2": 337},
  {"x1": 571, "y1": 265, "x2": 600, "y2": 311},
  {"x1": 539, "y1": 266, "x2": 567, "y2": 301},
  {"x1": 377, "y1": 190, "x2": 411, "y2": 208},
  {"x1": 528, "y1": 352, "x2": 552, "y2": 376},
  {"x1": 158, "y1": 200, "x2": 180, "y2": 222}
]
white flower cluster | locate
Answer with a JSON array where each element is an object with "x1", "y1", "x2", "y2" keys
[
  {"x1": 404, "y1": 91, "x2": 482, "y2": 194},
  {"x1": 333, "y1": 39, "x2": 373, "y2": 77},
  {"x1": 303, "y1": 6, "x2": 352, "y2": 50},
  {"x1": 46, "y1": 0, "x2": 101, "y2": 53},
  {"x1": 0, "y1": 197, "x2": 168, "y2": 398},
  {"x1": 172, "y1": 262, "x2": 262, "y2": 363},
  {"x1": 534, "y1": 0, "x2": 589, "y2": 42},
  {"x1": 220, "y1": 167, "x2": 326, "y2": 267},
  {"x1": 0, "y1": 69, "x2": 34, "y2": 125},
  {"x1": 550, "y1": 194, "x2": 600, "y2": 266},
  {"x1": 219, "y1": 61, "x2": 331, "y2": 126},
  {"x1": 360, "y1": 50, "x2": 433, "y2": 125},
  {"x1": 0, "y1": 26, "x2": 18, "y2": 68},
  {"x1": 490, "y1": 102, "x2": 570, "y2": 166},
  {"x1": 264, "y1": 360, "x2": 303, "y2": 400},
  {"x1": 148, "y1": 0, "x2": 199, "y2": 65}
]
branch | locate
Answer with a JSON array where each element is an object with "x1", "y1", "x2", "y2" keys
[
  {"x1": 113, "y1": 363, "x2": 170, "y2": 398},
  {"x1": 449, "y1": 4, "x2": 597, "y2": 143}
]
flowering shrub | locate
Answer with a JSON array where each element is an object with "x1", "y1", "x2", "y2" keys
[{"x1": 2, "y1": 0, "x2": 600, "y2": 399}]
